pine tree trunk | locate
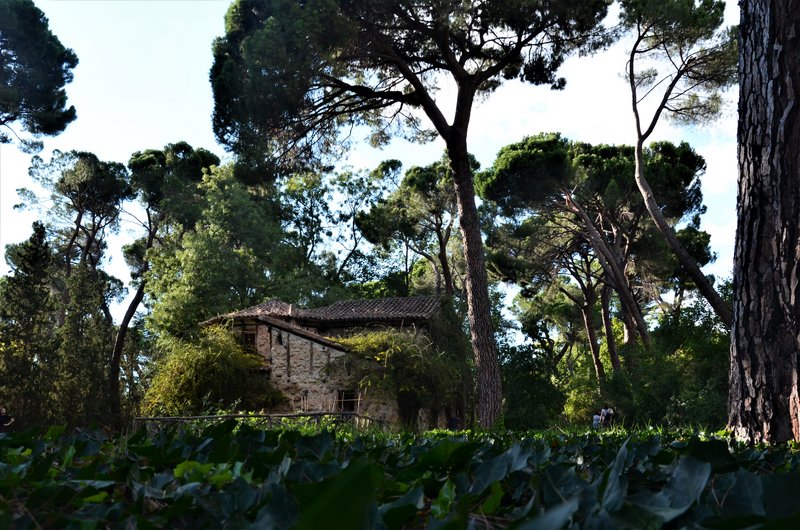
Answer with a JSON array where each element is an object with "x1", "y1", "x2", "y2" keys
[
  {"x1": 729, "y1": 0, "x2": 800, "y2": 443},
  {"x1": 437, "y1": 227, "x2": 455, "y2": 296},
  {"x1": 581, "y1": 304, "x2": 606, "y2": 384},
  {"x1": 566, "y1": 193, "x2": 652, "y2": 346},
  {"x1": 601, "y1": 285, "x2": 622, "y2": 372},
  {"x1": 448, "y1": 139, "x2": 503, "y2": 428},
  {"x1": 632, "y1": 142, "x2": 733, "y2": 328}
]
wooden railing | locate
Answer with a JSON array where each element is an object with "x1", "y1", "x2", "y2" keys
[{"x1": 132, "y1": 411, "x2": 386, "y2": 433}]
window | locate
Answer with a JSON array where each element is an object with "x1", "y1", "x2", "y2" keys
[
  {"x1": 336, "y1": 389, "x2": 357, "y2": 413},
  {"x1": 241, "y1": 331, "x2": 257, "y2": 353}
]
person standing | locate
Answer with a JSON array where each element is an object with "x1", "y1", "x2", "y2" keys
[
  {"x1": 600, "y1": 404, "x2": 610, "y2": 428},
  {"x1": 0, "y1": 407, "x2": 14, "y2": 433}
]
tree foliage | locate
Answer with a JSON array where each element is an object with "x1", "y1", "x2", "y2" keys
[
  {"x1": 0, "y1": 223, "x2": 58, "y2": 428},
  {"x1": 211, "y1": 0, "x2": 612, "y2": 161},
  {"x1": 0, "y1": 0, "x2": 78, "y2": 150},
  {"x1": 146, "y1": 165, "x2": 285, "y2": 337},
  {"x1": 211, "y1": 0, "x2": 614, "y2": 428},
  {"x1": 358, "y1": 156, "x2": 466, "y2": 297},
  {"x1": 621, "y1": 0, "x2": 736, "y2": 327},
  {"x1": 479, "y1": 134, "x2": 715, "y2": 391}
]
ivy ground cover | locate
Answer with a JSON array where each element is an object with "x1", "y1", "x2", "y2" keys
[{"x1": 2, "y1": 423, "x2": 800, "y2": 529}]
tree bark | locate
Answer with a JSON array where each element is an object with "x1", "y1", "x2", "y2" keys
[
  {"x1": 601, "y1": 284, "x2": 622, "y2": 372},
  {"x1": 626, "y1": 31, "x2": 733, "y2": 329},
  {"x1": 565, "y1": 193, "x2": 652, "y2": 346},
  {"x1": 632, "y1": 142, "x2": 733, "y2": 328},
  {"x1": 581, "y1": 303, "x2": 605, "y2": 385},
  {"x1": 447, "y1": 138, "x2": 503, "y2": 428},
  {"x1": 109, "y1": 212, "x2": 158, "y2": 425},
  {"x1": 407, "y1": 70, "x2": 502, "y2": 427},
  {"x1": 729, "y1": 0, "x2": 800, "y2": 443},
  {"x1": 436, "y1": 222, "x2": 455, "y2": 296}
]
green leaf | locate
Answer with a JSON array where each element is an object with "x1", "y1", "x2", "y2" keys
[
  {"x1": 708, "y1": 469, "x2": 764, "y2": 518},
  {"x1": 601, "y1": 440, "x2": 629, "y2": 512},
  {"x1": 253, "y1": 483, "x2": 299, "y2": 529},
  {"x1": 628, "y1": 456, "x2": 711, "y2": 522},
  {"x1": 686, "y1": 437, "x2": 738, "y2": 473},
  {"x1": 469, "y1": 444, "x2": 530, "y2": 495},
  {"x1": 174, "y1": 460, "x2": 213, "y2": 481},
  {"x1": 44, "y1": 425, "x2": 67, "y2": 442},
  {"x1": 63, "y1": 444, "x2": 76, "y2": 469},
  {"x1": 81, "y1": 491, "x2": 109, "y2": 503},
  {"x1": 431, "y1": 480, "x2": 457, "y2": 518},
  {"x1": 379, "y1": 485, "x2": 424, "y2": 529},
  {"x1": 208, "y1": 467, "x2": 234, "y2": 489},
  {"x1": 481, "y1": 480, "x2": 505, "y2": 515},
  {"x1": 514, "y1": 498, "x2": 579, "y2": 530},
  {"x1": 293, "y1": 458, "x2": 376, "y2": 530},
  {"x1": 762, "y1": 472, "x2": 800, "y2": 518}
]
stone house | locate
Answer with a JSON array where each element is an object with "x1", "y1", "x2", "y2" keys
[{"x1": 203, "y1": 296, "x2": 442, "y2": 425}]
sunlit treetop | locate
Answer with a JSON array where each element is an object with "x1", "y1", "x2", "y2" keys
[{"x1": 210, "y1": 0, "x2": 613, "y2": 167}]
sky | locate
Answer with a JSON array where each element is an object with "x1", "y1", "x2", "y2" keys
[{"x1": 0, "y1": 0, "x2": 739, "y2": 321}]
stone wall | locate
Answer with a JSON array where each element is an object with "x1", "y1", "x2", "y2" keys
[{"x1": 251, "y1": 324, "x2": 400, "y2": 425}]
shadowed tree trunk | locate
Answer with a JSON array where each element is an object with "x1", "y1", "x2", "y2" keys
[
  {"x1": 601, "y1": 284, "x2": 622, "y2": 372},
  {"x1": 564, "y1": 192, "x2": 652, "y2": 346},
  {"x1": 448, "y1": 136, "x2": 502, "y2": 427},
  {"x1": 729, "y1": 0, "x2": 800, "y2": 443}
]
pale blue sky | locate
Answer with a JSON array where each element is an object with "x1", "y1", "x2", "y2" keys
[
  {"x1": 0, "y1": 0, "x2": 739, "y2": 320},
  {"x1": 1, "y1": 0, "x2": 231, "y2": 283}
]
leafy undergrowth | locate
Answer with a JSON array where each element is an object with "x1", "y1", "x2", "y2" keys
[{"x1": 2, "y1": 424, "x2": 800, "y2": 529}]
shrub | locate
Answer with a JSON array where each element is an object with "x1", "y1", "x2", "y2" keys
[
  {"x1": 333, "y1": 329, "x2": 459, "y2": 430},
  {"x1": 141, "y1": 325, "x2": 283, "y2": 416}
]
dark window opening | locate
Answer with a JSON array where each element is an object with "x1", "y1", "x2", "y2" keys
[
  {"x1": 241, "y1": 331, "x2": 257, "y2": 353},
  {"x1": 336, "y1": 389, "x2": 357, "y2": 413}
]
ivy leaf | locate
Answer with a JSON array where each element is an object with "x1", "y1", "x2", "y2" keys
[
  {"x1": 469, "y1": 444, "x2": 531, "y2": 496},
  {"x1": 293, "y1": 458, "x2": 376, "y2": 530},
  {"x1": 253, "y1": 483, "x2": 299, "y2": 529},
  {"x1": 762, "y1": 472, "x2": 800, "y2": 518},
  {"x1": 686, "y1": 438, "x2": 738, "y2": 473},
  {"x1": 174, "y1": 460, "x2": 213, "y2": 481},
  {"x1": 379, "y1": 485, "x2": 424, "y2": 529},
  {"x1": 481, "y1": 481, "x2": 505, "y2": 515},
  {"x1": 431, "y1": 480, "x2": 457, "y2": 518},
  {"x1": 709, "y1": 469, "x2": 765, "y2": 518},
  {"x1": 514, "y1": 498, "x2": 579, "y2": 530},
  {"x1": 628, "y1": 456, "x2": 711, "y2": 522},
  {"x1": 600, "y1": 440, "x2": 629, "y2": 513}
]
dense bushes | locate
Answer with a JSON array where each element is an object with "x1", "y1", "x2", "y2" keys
[
  {"x1": 4, "y1": 424, "x2": 800, "y2": 528},
  {"x1": 141, "y1": 325, "x2": 283, "y2": 415},
  {"x1": 500, "y1": 343, "x2": 564, "y2": 429},
  {"x1": 334, "y1": 329, "x2": 461, "y2": 429},
  {"x1": 557, "y1": 296, "x2": 730, "y2": 429}
]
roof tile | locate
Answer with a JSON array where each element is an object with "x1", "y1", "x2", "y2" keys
[
  {"x1": 303, "y1": 296, "x2": 441, "y2": 323},
  {"x1": 208, "y1": 296, "x2": 441, "y2": 325}
]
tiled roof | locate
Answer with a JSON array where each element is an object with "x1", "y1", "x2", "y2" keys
[
  {"x1": 207, "y1": 299, "x2": 296, "y2": 322},
  {"x1": 204, "y1": 296, "x2": 441, "y2": 326},
  {"x1": 302, "y1": 296, "x2": 441, "y2": 323},
  {"x1": 255, "y1": 315, "x2": 346, "y2": 351},
  {"x1": 201, "y1": 298, "x2": 302, "y2": 325}
]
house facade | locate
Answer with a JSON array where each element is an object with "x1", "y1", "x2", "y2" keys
[{"x1": 203, "y1": 296, "x2": 442, "y2": 426}]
